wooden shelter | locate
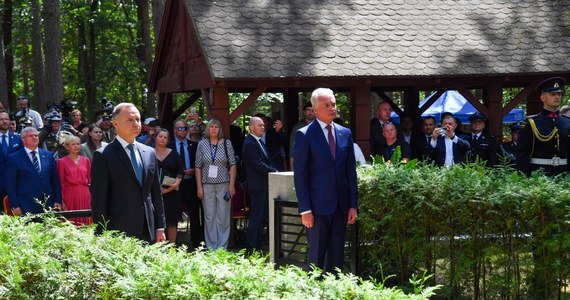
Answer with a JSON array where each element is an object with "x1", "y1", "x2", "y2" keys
[{"x1": 149, "y1": 0, "x2": 570, "y2": 157}]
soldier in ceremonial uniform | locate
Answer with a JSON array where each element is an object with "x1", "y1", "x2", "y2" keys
[
  {"x1": 516, "y1": 77, "x2": 570, "y2": 176},
  {"x1": 466, "y1": 113, "x2": 497, "y2": 167}
]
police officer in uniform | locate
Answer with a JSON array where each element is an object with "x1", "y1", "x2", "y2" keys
[
  {"x1": 466, "y1": 112, "x2": 497, "y2": 167},
  {"x1": 94, "y1": 109, "x2": 115, "y2": 143},
  {"x1": 16, "y1": 115, "x2": 33, "y2": 134},
  {"x1": 39, "y1": 110, "x2": 69, "y2": 158},
  {"x1": 516, "y1": 77, "x2": 570, "y2": 176}
]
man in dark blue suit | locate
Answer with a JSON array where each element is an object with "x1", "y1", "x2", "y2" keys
[
  {"x1": 293, "y1": 88, "x2": 358, "y2": 274},
  {"x1": 91, "y1": 103, "x2": 166, "y2": 243},
  {"x1": 414, "y1": 116, "x2": 437, "y2": 163},
  {"x1": 170, "y1": 120, "x2": 203, "y2": 249},
  {"x1": 430, "y1": 115, "x2": 470, "y2": 167},
  {"x1": 6, "y1": 126, "x2": 62, "y2": 215},
  {"x1": 242, "y1": 116, "x2": 278, "y2": 251},
  {"x1": 0, "y1": 110, "x2": 23, "y2": 212}
]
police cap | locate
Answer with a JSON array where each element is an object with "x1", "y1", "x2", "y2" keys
[
  {"x1": 45, "y1": 110, "x2": 62, "y2": 121},
  {"x1": 469, "y1": 112, "x2": 486, "y2": 122},
  {"x1": 536, "y1": 77, "x2": 566, "y2": 94},
  {"x1": 510, "y1": 122, "x2": 522, "y2": 132}
]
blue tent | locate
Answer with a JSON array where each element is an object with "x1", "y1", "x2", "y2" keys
[{"x1": 391, "y1": 90, "x2": 525, "y2": 124}]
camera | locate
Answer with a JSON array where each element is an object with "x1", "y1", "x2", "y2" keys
[
  {"x1": 223, "y1": 191, "x2": 231, "y2": 201},
  {"x1": 435, "y1": 127, "x2": 448, "y2": 135}
]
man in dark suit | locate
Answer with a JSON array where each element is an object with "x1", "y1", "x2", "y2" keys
[
  {"x1": 6, "y1": 126, "x2": 62, "y2": 215},
  {"x1": 242, "y1": 116, "x2": 278, "y2": 251},
  {"x1": 0, "y1": 110, "x2": 22, "y2": 212},
  {"x1": 370, "y1": 101, "x2": 404, "y2": 157},
  {"x1": 430, "y1": 115, "x2": 471, "y2": 167},
  {"x1": 91, "y1": 103, "x2": 166, "y2": 243},
  {"x1": 414, "y1": 116, "x2": 437, "y2": 163},
  {"x1": 294, "y1": 88, "x2": 358, "y2": 274},
  {"x1": 171, "y1": 120, "x2": 203, "y2": 248}
]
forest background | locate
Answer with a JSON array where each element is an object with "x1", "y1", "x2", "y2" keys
[{"x1": 0, "y1": 0, "x2": 165, "y2": 121}]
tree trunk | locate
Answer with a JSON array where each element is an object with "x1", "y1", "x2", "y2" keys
[
  {"x1": 0, "y1": 13, "x2": 9, "y2": 108},
  {"x1": 2, "y1": 0, "x2": 13, "y2": 109},
  {"x1": 43, "y1": 0, "x2": 63, "y2": 111},
  {"x1": 151, "y1": 0, "x2": 165, "y2": 44},
  {"x1": 136, "y1": 0, "x2": 157, "y2": 118},
  {"x1": 22, "y1": 37, "x2": 30, "y2": 98},
  {"x1": 31, "y1": 0, "x2": 46, "y2": 113},
  {"x1": 78, "y1": 1, "x2": 99, "y2": 121}
]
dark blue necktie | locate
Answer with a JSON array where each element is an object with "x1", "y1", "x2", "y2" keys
[
  {"x1": 127, "y1": 144, "x2": 143, "y2": 185},
  {"x1": 31, "y1": 150, "x2": 40, "y2": 173},
  {"x1": 259, "y1": 139, "x2": 269, "y2": 159},
  {"x1": 1, "y1": 134, "x2": 7, "y2": 155},
  {"x1": 326, "y1": 125, "x2": 336, "y2": 160},
  {"x1": 179, "y1": 142, "x2": 188, "y2": 169}
]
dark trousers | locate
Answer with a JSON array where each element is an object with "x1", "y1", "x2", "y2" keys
[
  {"x1": 306, "y1": 207, "x2": 348, "y2": 274},
  {"x1": 180, "y1": 178, "x2": 204, "y2": 248},
  {"x1": 246, "y1": 190, "x2": 269, "y2": 248},
  {"x1": 0, "y1": 190, "x2": 6, "y2": 213}
]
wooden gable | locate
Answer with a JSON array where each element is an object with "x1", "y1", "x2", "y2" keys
[{"x1": 149, "y1": 0, "x2": 213, "y2": 94}]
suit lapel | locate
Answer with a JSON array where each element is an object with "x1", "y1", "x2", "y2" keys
[
  {"x1": 110, "y1": 140, "x2": 140, "y2": 186},
  {"x1": 310, "y1": 121, "x2": 335, "y2": 161},
  {"x1": 136, "y1": 142, "x2": 148, "y2": 186},
  {"x1": 256, "y1": 137, "x2": 271, "y2": 162},
  {"x1": 39, "y1": 150, "x2": 50, "y2": 175}
]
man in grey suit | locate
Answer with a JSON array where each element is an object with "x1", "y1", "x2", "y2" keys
[{"x1": 91, "y1": 103, "x2": 166, "y2": 243}]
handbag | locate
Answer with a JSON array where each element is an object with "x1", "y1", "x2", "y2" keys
[{"x1": 161, "y1": 175, "x2": 179, "y2": 191}]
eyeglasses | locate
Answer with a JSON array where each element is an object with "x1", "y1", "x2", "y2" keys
[{"x1": 176, "y1": 127, "x2": 187, "y2": 131}]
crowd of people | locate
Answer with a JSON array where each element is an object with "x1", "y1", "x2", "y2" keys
[
  {"x1": 0, "y1": 77, "x2": 566, "y2": 275},
  {"x1": 0, "y1": 95, "x2": 295, "y2": 252},
  {"x1": 369, "y1": 77, "x2": 568, "y2": 177}
]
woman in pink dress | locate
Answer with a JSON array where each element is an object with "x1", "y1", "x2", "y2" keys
[{"x1": 57, "y1": 135, "x2": 92, "y2": 225}]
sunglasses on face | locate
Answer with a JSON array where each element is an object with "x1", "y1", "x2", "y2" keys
[{"x1": 176, "y1": 127, "x2": 187, "y2": 131}]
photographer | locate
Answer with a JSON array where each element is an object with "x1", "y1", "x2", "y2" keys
[
  {"x1": 14, "y1": 95, "x2": 43, "y2": 130},
  {"x1": 429, "y1": 114, "x2": 470, "y2": 167}
]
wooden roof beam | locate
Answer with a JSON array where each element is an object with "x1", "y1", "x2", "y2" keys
[
  {"x1": 229, "y1": 86, "x2": 268, "y2": 123},
  {"x1": 502, "y1": 83, "x2": 533, "y2": 118},
  {"x1": 418, "y1": 90, "x2": 445, "y2": 115},
  {"x1": 456, "y1": 86, "x2": 489, "y2": 117}
]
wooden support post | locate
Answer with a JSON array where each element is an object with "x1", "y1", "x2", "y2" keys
[
  {"x1": 350, "y1": 85, "x2": 371, "y2": 159},
  {"x1": 482, "y1": 82, "x2": 503, "y2": 139},
  {"x1": 283, "y1": 89, "x2": 300, "y2": 135},
  {"x1": 211, "y1": 85, "x2": 230, "y2": 137},
  {"x1": 158, "y1": 93, "x2": 174, "y2": 128}
]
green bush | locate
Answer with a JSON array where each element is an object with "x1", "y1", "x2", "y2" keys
[
  {"x1": 357, "y1": 162, "x2": 570, "y2": 299},
  {"x1": 0, "y1": 215, "x2": 439, "y2": 299}
]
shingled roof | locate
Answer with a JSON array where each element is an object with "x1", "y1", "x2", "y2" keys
[{"x1": 185, "y1": 0, "x2": 570, "y2": 79}]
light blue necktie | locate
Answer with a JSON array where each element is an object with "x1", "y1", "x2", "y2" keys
[{"x1": 127, "y1": 144, "x2": 143, "y2": 185}]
